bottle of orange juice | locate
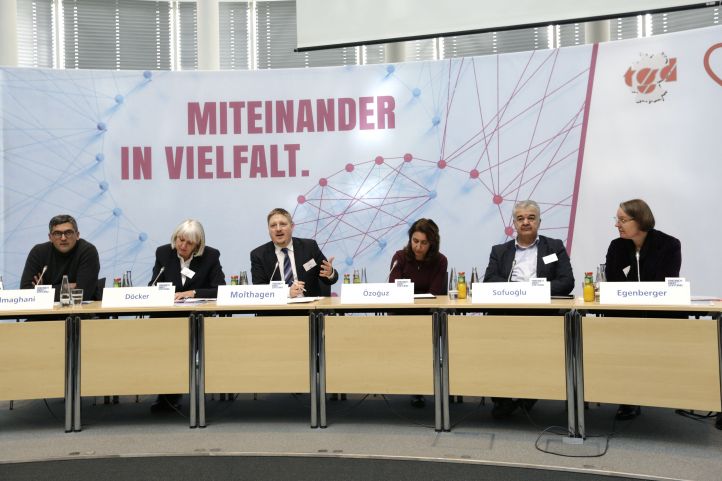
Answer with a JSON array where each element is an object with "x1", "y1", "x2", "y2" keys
[
  {"x1": 583, "y1": 272, "x2": 595, "y2": 302},
  {"x1": 457, "y1": 271, "x2": 467, "y2": 300}
]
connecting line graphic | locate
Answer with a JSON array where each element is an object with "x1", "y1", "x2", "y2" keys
[{"x1": 293, "y1": 50, "x2": 591, "y2": 266}]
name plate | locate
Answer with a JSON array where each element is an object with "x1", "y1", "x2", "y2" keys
[
  {"x1": 340, "y1": 280, "x2": 414, "y2": 304},
  {"x1": 0, "y1": 286, "x2": 55, "y2": 311},
  {"x1": 471, "y1": 279, "x2": 551, "y2": 304},
  {"x1": 599, "y1": 279, "x2": 691, "y2": 305},
  {"x1": 102, "y1": 285, "x2": 176, "y2": 308},
  {"x1": 216, "y1": 282, "x2": 288, "y2": 306}
]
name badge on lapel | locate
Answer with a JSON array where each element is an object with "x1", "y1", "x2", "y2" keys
[
  {"x1": 181, "y1": 267, "x2": 196, "y2": 279},
  {"x1": 303, "y1": 259, "x2": 317, "y2": 272}
]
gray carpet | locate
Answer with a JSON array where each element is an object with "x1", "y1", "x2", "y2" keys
[{"x1": 1, "y1": 395, "x2": 720, "y2": 481}]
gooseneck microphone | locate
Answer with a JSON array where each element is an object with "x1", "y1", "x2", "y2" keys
[
  {"x1": 269, "y1": 261, "x2": 279, "y2": 283},
  {"x1": 386, "y1": 259, "x2": 399, "y2": 282},
  {"x1": 507, "y1": 259, "x2": 517, "y2": 282},
  {"x1": 151, "y1": 266, "x2": 165, "y2": 286},
  {"x1": 36, "y1": 265, "x2": 48, "y2": 286},
  {"x1": 635, "y1": 251, "x2": 641, "y2": 282}
]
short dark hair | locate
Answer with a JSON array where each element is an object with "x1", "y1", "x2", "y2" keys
[
  {"x1": 267, "y1": 208, "x2": 293, "y2": 225},
  {"x1": 619, "y1": 199, "x2": 655, "y2": 231},
  {"x1": 49, "y1": 214, "x2": 78, "y2": 233},
  {"x1": 404, "y1": 218, "x2": 440, "y2": 262}
]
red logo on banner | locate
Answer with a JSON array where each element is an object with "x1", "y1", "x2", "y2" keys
[
  {"x1": 704, "y1": 43, "x2": 722, "y2": 86},
  {"x1": 624, "y1": 53, "x2": 677, "y2": 103}
]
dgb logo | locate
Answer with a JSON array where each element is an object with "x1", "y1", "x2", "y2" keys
[{"x1": 624, "y1": 53, "x2": 677, "y2": 103}]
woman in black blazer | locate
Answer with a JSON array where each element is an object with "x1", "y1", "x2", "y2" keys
[{"x1": 149, "y1": 219, "x2": 226, "y2": 300}]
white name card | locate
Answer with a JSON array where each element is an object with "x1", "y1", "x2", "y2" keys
[
  {"x1": 216, "y1": 282, "x2": 288, "y2": 306},
  {"x1": 102, "y1": 285, "x2": 176, "y2": 308},
  {"x1": 471, "y1": 278, "x2": 551, "y2": 304},
  {"x1": 340, "y1": 280, "x2": 414, "y2": 304},
  {"x1": 0, "y1": 286, "x2": 55, "y2": 311},
  {"x1": 599, "y1": 279, "x2": 691, "y2": 305}
]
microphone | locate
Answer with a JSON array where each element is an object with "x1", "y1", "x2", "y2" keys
[
  {"x1": 635, "y1": 251, "x2": 641, "y2": 282},
  {"x1": 36, "y1": 265, "x2": 48, "y2": 286},
  {"x1": 269, "y1": 261, "x2": 279, "y2": 283},
  {"x1": 151, "y1": 267, "x2": 165, "y2": 286},
  {"x1": 507, "y1": 259, "x2": 517, "y2": 282},
  {"x1": 386, "y1": 259, "x2": 398, "y2": 282}
]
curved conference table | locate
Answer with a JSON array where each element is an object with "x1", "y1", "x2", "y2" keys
[{"x1": 1, "y1": 296, "x2": 719, "y2": 440}]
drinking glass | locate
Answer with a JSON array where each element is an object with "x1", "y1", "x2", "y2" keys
[{"x1": 71, "y1": 288, "x2": 84, "y2": 305}]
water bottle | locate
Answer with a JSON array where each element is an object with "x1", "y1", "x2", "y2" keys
[
  {"x1": 126, "y1": 270, "x2": 133, "y2": 287},
  {"x1": 361, "y1": 267, "x2": 367, "y2": 283},
  {"x1": 240, "y1": 271, "x2": 249, "y2": 285},
  {"x1": 583, "y1": 272, "x2": 595, "y2": 302},
  {"x1": 594, "y1": 264, "x2": 606, "y2": 301},
  {"x1": 448, "y1": 268, "x2": 458, "y2": 300},
  {"x1": 60, "y1": 275, "x2": 71, "y2": 306},
  {"x1": 352, "y1": 269, "x2": 361, "y2": 284},
  {"x1": 343, "y1": 273, "x2": 350, "y2": 284},
  {"x1": 469, "y1": 267, "x2": 478, "y2": 295},
  {"x1": 0, "y1": 275, "x2": 4, "y2": 290},
  {"x1": 121, "y1": 272, "x2": 128, "y2": 287}
]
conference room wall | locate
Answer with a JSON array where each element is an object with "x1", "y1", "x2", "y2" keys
[{"x1": 0, "y1": 25, "x2": 719, "y2": 297}]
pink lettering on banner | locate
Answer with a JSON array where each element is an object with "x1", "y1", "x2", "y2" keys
[
  {"x1": 297, "y1": 100, "x2": 314, "y2": 132},
  {"x1": 247, "y1": 101, "x2": 263, "y2": 134},
  {"x1": 359, "y1": 96, "x2": 374, "y2": 129},
  {"x1": 316, "y1": 99, "x2": 335, "y2": 131},
  {"x1": 197, "y1": 146, "x2": 213, "y2": 179},
  {"x1": 275, "y1": 100, "x2": 294, "y2": 133},
  {"x1": 121, "y1": 146, "x2": 152, "y2": 180},
  {"x1": 338, "y1": 98, "x2": 356, "y2": 131},
  {"x1": 233, "y1": 145, "x2": 249, "y2": 177},
  {"x1": 187, "y1": 102, "x2": 215, "y2": 134},
  {"x1": 377, "y1": 96, "x2": 395, "y2": 129},
  {"x1": 250, "y1": 145, "x2": 268, "y2": 178}
]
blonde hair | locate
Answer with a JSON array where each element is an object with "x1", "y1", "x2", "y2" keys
[{"x1": 170, "y1": 219, "x2": 206, "y2": 256}]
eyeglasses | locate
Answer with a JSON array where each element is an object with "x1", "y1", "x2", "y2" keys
[
  {"x1": 613, "y1": 217, "x2": 634, "y2": 225},
  {"x1": 514, "y1": 216, "x2": 538, "y2": 223},
  {"x1": 50, "y1": 229, "x2": 76, "y2": 239}
]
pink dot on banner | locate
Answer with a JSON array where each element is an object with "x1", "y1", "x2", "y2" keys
[
  {"x1": 319, "y1": 178, "x2": 328, "y2": 187},
  {"x1": 403, "y1": 153, "x2": 413, "y2": 162},
  {"x1": 493, "y1": 194, "x2": 503, "y2": 205},
  {"x1": 297, "y1": 195, "x2": 306, "y2": 204},
  {"x1": 504, "y1": 226, "x2": 514, "y2": 236},
  {"x1": 301, "y1": 170, "x2": 309, "y2": 177},
  {"x1": 470, "y1": 169, "x2": 479, "y2": 179},
  {"x1": 437, "y1": 160, "x2": 447, "y2": 169},
  {"x1": 375, "y1": 156, "x2": 384, "y2": 165},
  {"x1": 345, "y1": 163, "x2": 354, "y2": 172}
]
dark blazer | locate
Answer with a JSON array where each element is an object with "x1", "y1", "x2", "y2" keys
[
  {"x1": 483, "y1": 235, "x2": 575, "y2": 296},
  {"x1": 250, "y1": 237, "x2": 338, "y2": 296},
  {"x1": 149, "y1": 244, "x2": 225, "y2": 298},
  {"x1": 605, "y1": 229, "x2": 681, "y2": 282}
]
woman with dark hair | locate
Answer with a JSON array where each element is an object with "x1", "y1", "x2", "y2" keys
[
  {"x1": 604, "y1": 199, "x2": 682, "y2": 421},
  {"x1": 389, "y1": 218, "x2": 448, "y2": 295}
]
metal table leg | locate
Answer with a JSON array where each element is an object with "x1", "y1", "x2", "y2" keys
[
  {"x1": 309, "y1": 311, "x2": 318, "y2": 428},
  {"x1": 197, "y1": 313, "x2": 206, "y2": 428},
  {"x1": 64, "y1": 315, "x2": 74, "y2": 433},
  {"x1": 432, "y1": 310, "x2": 442, "y2": 432},
  {"x1": 441, "y1": 310, "x2": 450, "y2": 431},
  {"x1": 318, "y1": 312, "x2": 327, "y2": 428}
]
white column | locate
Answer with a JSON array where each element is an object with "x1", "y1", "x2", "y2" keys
[
  {"x1": 0, "y1": 0, "x2": 19, "y2": 67},
  {"x1": 197, "y1": 0, "x2": 220, "y2": 70},
  {"x1": 585, "y1": 19, "x2": 610, "y2": 44}
]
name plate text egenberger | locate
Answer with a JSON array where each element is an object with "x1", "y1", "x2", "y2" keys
[
  {"x1": 0, "y1": 286, "x2": 55, "y2": 311},
  {"x1": 216, "y1": 282, "x2": 288, "y2": 306},
  {"x1": 471, "y1": 278, "x2": 551, "y2": 304},
  {"x1": 599, "y1": 279, "x2": 690, "y2": 305},
  {"x1": 102, "y1": 285, "x2": 176, "y2": 308},
  {"x1": 341, "y1": 280, "x2": 414, "y2": 304}
]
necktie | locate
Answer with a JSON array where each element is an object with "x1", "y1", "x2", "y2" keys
[{"x1": 281, "y1": 248, "x2": 294, "y2": 286}]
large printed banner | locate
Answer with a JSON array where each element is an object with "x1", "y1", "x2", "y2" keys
[{"x1": 1, "y1": 26, "x2": 721, "y2": 296}]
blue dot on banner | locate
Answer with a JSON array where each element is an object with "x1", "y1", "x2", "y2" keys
[
  {"x1": 345, "y1": 257, "x2": 354, "y2": 266},
  {"x1": 97, "y1": 122, "x2": 107, "y2": 131},
  {"x1": 95, "y1": 153, "x2": 104, "y2": 162},
  {"x1": 429, "y1": 191, "x2": 437, "y2": 199},
  {"x1": 143, "y1": 71, "x2": 152, "y2": 79},
  {"x1": 377, "y1": 239, "x2": 387, "y2": 249},
  {"x1": 138, "y1": 232, "x2": 148, "y2": 241},
  {"x1": 412, "y1": 88, "x2": 421, "y2": 97},
  {"x1": 112, "y1": 208, "x2": 122, "y2": 217},
  {"x1": 99, "y1": 181, "x2": 109, "y2": 191},
  {"x1": 115, "y1": 95, "x2": 124, "y2": 104},
  {"x1": 386, "y1": 65, "x2": 395, "y2": 74},
  {"x1": 432, "y1": 116, "x2": 440, "y2": 126}
]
